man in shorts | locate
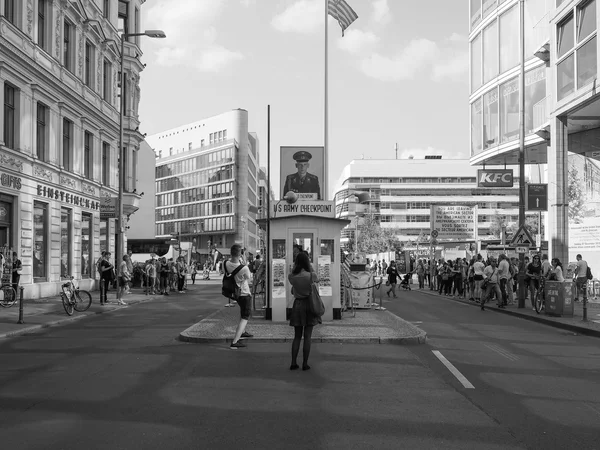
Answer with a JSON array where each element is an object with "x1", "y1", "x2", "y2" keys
[{"x1": 227, "y1": 244, "x2": 253, "y2": 349}]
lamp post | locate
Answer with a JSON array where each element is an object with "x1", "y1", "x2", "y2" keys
[{"x1": 116, "y1": 29, "x2": 166, "y2": 303}]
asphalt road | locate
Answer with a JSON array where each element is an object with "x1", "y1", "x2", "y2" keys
[
  {"x1": 0, "y1": 282, "x2": 596, "y2": 449},
  {"x1": 381, "y1": 285, "x2": 600, "y2": 450}
]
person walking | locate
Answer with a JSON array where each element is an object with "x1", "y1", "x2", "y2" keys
[
  {"x1": 287, "y1": 251, "x2": 320, "y2": 370},
  {"x1": 176, "y1": 257, "x2": 187, "y2": 293},
  {"x1": 125, "y1": 250, "x2": 134, "y2": 294},
  {"x1": 526, "y1": 255, "x2": 543, "y2": 309},
  {"x1": 574, "y1": 254, "x2": 589, "y2": 303},
  {"x1": 117, "y1": 255, "x2": 129, "y2": 306},
  {"x1": 228, "y1": 244, "x2": 253, "y2": 349},
  {"x1": 190, "y1": 262, "x2": 198, "y2": 284},
  {"x1": 159, "y1": 257, "x2": 170, "y2": 295},
  {"x1": 98, "y1": 252, "x2": 114, "y2": 305},
  {"x1": 416, "y1": 259, "x2": 425, "y2": 289},
  {"x1": 145, "y1": 259, "x2": 156, "y2": 295},
  {"x1": 482, "y1": 258, "x2": 502, "y2": 310},
  {"x1": 386, "y1": 260, "x2": 399, "y2": 298},
  {"x1": 498, "y1": 254, "x2": 510, "y2": 307}
]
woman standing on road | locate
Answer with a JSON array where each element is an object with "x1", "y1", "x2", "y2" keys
[
  {"x1": 386, "y1": 260, "x2": 399, "y2": 298},
  {"x1": 117, "y1": 255, "x2": 129, "y2": 306},
  {"x1": 288, "y1": 252, "x2": 320, "y2": 371},
  {"x1": 472, "y1": 254, "x2": 486, "y2": 303}
]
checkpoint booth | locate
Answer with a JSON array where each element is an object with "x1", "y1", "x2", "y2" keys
[{"x1": 267, "y1": 200, "x2": 349, "y2": 322}]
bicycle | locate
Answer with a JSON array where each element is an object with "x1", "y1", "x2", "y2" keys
[
  {"x1": 61, "y1": 276, "x2": 92, "y2": 316},
  {"x1": 0, "y1": 283, "x2": 17, "y2": 308}
]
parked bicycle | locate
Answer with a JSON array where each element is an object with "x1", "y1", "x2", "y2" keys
[
  {"x1": 61, "y1": 276, "x2": 92, "y2": 316},
  {"x1": 0, "y1": 283, "x2": 17, "y2": 308},
  {"x1": 534, "y1": 276, "x2": 546, "y2": 314}
]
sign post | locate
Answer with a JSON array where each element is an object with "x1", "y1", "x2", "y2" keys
[{"x1": 526, "y1": 183, "x2": 548, "y2": 211}]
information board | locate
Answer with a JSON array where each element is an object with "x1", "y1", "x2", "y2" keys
[{"x1": 430, "y1": 205, "x2": 477, "y2": 240}]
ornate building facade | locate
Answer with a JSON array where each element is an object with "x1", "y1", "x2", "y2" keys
[{"x1": 0, "y1": 0, "x2": 147, "y2": 298}]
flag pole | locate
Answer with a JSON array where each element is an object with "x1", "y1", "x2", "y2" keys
[{"x1": 324, "y1": 0, "x2": 329, "y2": 200}]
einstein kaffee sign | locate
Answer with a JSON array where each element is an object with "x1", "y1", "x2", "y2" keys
[
  {"x1": 430, "y1": 205, "x2": 477, "y2": 240},
  {"x1": 272, "y1": 200, "x2": 335, "y2": 219}
]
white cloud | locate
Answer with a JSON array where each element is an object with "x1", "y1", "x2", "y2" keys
[
  {"x1": 398, "y1": 147, "x2": 468, "y2": 160},
  {"x1": 360, "y1": 36, "x2": 468, "y2": 82},
  {"x1": 371, "y1": 0, "x2": 391, "y2": 25},
  {"x1": 240, "y1": 0, "x2": 256, "y2": 7},
  {"x1": 448, "y1": 33, "x2": 468, "y2": 43},
  {"x1": 145, "y1": 0, "x2": 243, "y2": 73},
  {"x1": 337, "y1": 29, "x2": 379, "y2": 54},
  {"x1": 271, "y1": 0, "x2": 322, "y2": 34}
]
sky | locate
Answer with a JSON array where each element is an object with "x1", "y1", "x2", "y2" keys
[{"x1": 138, "y1": 0, "x2": 470, "y2": 197}]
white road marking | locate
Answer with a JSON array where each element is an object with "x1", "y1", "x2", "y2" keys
[
  {"x1": 411, "y1": 321, "x2": 423, "y2": 324},
  {"x1": 432, "y1": 350, "x2": 475, "y2": 389}
]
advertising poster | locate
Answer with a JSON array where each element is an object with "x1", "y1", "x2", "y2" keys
[
  {"x1": 317, "y1": 255, "x2": 332, "y2": 296},
  {"x1": 272, "y1": 259, "x2": 286, "y2": 299},
  {"x1": 568, "y1": 218, "x2": 600, "y2": 277},
  {"x1": 430, "y1": 205, "x2": 477, "y2": 240},
  {"x1": 280, "y1": 146, "x2": 324, "y2": 201}
]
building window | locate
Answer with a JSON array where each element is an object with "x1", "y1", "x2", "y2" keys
[
  {"x1": 578, "y1": 36, "x2": 597, "y2": 88},
  {"x1": 102, "y1": 142, "x2": 110, "y2": 185},
  {"x1": 103, "y1": 59, "x2": 111, "y2": 102},
  {"x1": 100, "y1": 218, "x2": 109, "y2": 254},
  {"x1": 471, "y1": 33, "x2": 482, "y2": 92},
  {"x1": 471, "y1": 0, "x2": 481, "y2": 29},
  {"x1": 60, "y1": 208, "x2": 71, "y2": 278},
  {"x1": 558, "y1": 14, "x2": 574, "y2": 59},
  {"x1": 33, "y1": 201, "x2": 47, "y2": 281},
  {"x1": 37, "y1": 0, "x2": 47, "y2": 51},
  {"x1": 578, "y1": 0, "x2": 596, "y2": 42},
  {"x1": 471, "y1": 98, "x2": 483, "y2": 155},
  {"x1": 3, "y1": 83, "x2": 16, "y2": 150},
  {"x1": 118, "y1": 0, "x2": 128, "y2": 35},
  {"x1": 84, "y1": 41, "x2": 94, "y2": 87},
  {"x1": 525, "y1": 0, "x2": 549, "y2": 59},
  {"x1": 483, "y1": 0, "x2": 496, "y2": 19},
  {"x1": 525, "y1": 66, "x2": 547, "y2": 133},
  {"x1": 500, "y1": 4, "x2": 519, "y2": 73},
  {"x1": 218, "y1": 130, "x2": 223, "y2": 141},
  {"x1": 483, "y1": 19, "x2": 498, "y2": 84},
  {"x1": 201, "y1": 139, "x2": 205, "y2": 147},
  {"x1": 134, "y1": 7, "x2": 139, "y2": 44},
  {"x1": 189, "y1": 142, "x2": 192, "y2": 150},
  {"x1": 81, "y1": 213, "x2": 91, "y2": 278},
  {"x1": 84, "y1": 131, "x2": 93, "y2": 179},
  {"x1": 62, "y1": 118, "x2": 73, "y2": 171},
  {"x1": 483, "y1": 88, "x2": 499, "y2": 149},
  {"x1": 500, "y1": 77, "x2": 519, "y2": 143},
  {"x1": 103, "y1": 0, "x2": 109, "y2": 18},
  {"x1": 4, "y1": 0, "x2": 15, "y2": 25},
  {"x1": 36, "y1": 102, "x2": 48, "y2": 160},
  {"x1": 223, "y1": 129, "x2": 227, "y2": 140},
  {"x1": 63, "y1": 19, "x2": 73, "y2": 72}
]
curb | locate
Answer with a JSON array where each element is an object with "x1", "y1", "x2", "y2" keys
[
  {"x1": 0, "y1": 296, "x2": 155, "y2": 340},
  {"x1": 178, "y1": 334, "x2": 427, "y2": 345},
  {"x1": 418, "y1": 288, "x2": 600, "y2": 339}
]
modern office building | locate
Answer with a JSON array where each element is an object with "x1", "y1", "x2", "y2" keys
[
  {"x1": 146, "y1": 109, "x2": 261, "y2": 260},
  {"x1": 333, "y1": 158, "x2": 521, "y2": 244},
  {"x1": 469, "y1": 0, "x2": 600, "y2": 264},
  {"x1": 0, "y1": 0, "x2": 148, "y2": 298}
]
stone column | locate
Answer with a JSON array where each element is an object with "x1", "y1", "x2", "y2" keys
[{"x1": 548, "y1": 116, "x2": 569, "y2": 264}]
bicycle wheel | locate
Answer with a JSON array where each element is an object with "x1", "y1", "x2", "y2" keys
[
  {"x1": 61, "y1": 293, "x2": 74, "y2": 316},
  {"x1": 73, "y1": 290, "x2": 92, "y2": 312},
  {"x1": 0, "y1": 286, "x2": 17, "y2": 307},
  {"x1": 534, "y1": 290, "x2": 544, "y2": 314}
]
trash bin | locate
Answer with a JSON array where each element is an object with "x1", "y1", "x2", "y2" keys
[{"x1": 544, "y1": 280, "x2": 575, "y2": 317}]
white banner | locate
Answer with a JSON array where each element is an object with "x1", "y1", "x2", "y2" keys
[
  {"x1": 272, "y1": 200, "x2": 335, "y2": 219},
  {"x1": 430, "y1": 205, "x2": 477, "y2": 240}
]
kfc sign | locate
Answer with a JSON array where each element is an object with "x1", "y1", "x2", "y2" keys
[{"x1": 477, "y1": 169, "x2": 514, "y2": 187}]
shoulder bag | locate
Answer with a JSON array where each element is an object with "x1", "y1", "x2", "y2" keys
[{"x1": 308, "y1": 273, "x2": 325, "y2": 317}]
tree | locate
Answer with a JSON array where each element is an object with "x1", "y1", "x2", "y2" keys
[
  {"x1": 352, "y1": 214, "x2": 402, "y2": 254},
  {"x1": 568, "y1": 165, "x2": 585, "y2": 224}
]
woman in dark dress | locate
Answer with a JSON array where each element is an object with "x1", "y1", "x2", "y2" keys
[{"x1": 288, "y1": 252, "x2": 320, "y2": 371}]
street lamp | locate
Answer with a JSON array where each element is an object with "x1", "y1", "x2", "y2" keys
[{"x1": 116, "y1": 29, "x2": 166, "y2": 303}]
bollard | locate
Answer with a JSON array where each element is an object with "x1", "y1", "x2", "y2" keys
[{"x1": 18, "y1": 286, "x2": 24, "y2": 324}]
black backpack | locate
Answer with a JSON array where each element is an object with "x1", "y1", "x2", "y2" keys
[
  {"x1": 587, "y1": 266, "x2": 593, "y2": 280},
  {"x1": 222, "y1": 261, "x2": 244, "y2": 299}
]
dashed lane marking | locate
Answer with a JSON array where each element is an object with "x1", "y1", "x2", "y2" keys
[{"x1": 432, "y1": 350, "x2": 475, "y2": 389}]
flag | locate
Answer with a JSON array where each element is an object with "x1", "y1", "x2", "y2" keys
[{"x1": 328, "y1": 0, "x2": 358, "y2": 36}]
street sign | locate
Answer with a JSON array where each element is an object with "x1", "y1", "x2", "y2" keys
[
  {"x1": 477, "y1": 169, "x2": 514, "y2": 187},
  {"x1": 526, "y1": 183, "x2": 548, "y2": 211},
  {"x1": 516, "y1": 246, "x2": 528, "y2": 254},
  {"x1": 535, "y1": 234, "x2": 541, "y2": 248},
  {"x1": 509, "y1": 225, "x2": 534, "y2": 246},
  {"x1": 431, "y1": 229, "x2": 439, "y2": 238}
]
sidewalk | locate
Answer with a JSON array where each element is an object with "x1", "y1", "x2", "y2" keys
[
  {"x1": 416, "y1": 284, "x2": 600, "y2": 338},
  {"x1": 0, "y1": 288, "x2": 158, "y2": 339}
]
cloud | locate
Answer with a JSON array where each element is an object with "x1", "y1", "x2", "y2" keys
[
  {"x1": 145, "y1": 0, "x2": 243, "y2": 73},
  {"x1": 240, "y1": 0, "x2": 256, "y2": 7},
  {"x1": 337, "y1": 29, "x2": 379, "y2": 54},
  {"x1": 271, "y1": 0, "x2": 322, "y2": 34},
  {"x1": 371, "y1": 0, "x2": 391, "y2": 25},
  {"x1": 360, "y1": 36, "x2": 468, "y2": 82},
  {"x1": 398, "y1": 147, "x2": 468, "y2": 160}
]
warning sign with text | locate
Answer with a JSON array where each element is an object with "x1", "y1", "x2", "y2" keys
[{"x1": 430, "y1": 205, "x2": 477, "y2": 241}]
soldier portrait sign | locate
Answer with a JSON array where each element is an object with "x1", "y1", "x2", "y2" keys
[{"x1": 280, "y1": 146, "x2": 324, "y2": 200}]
